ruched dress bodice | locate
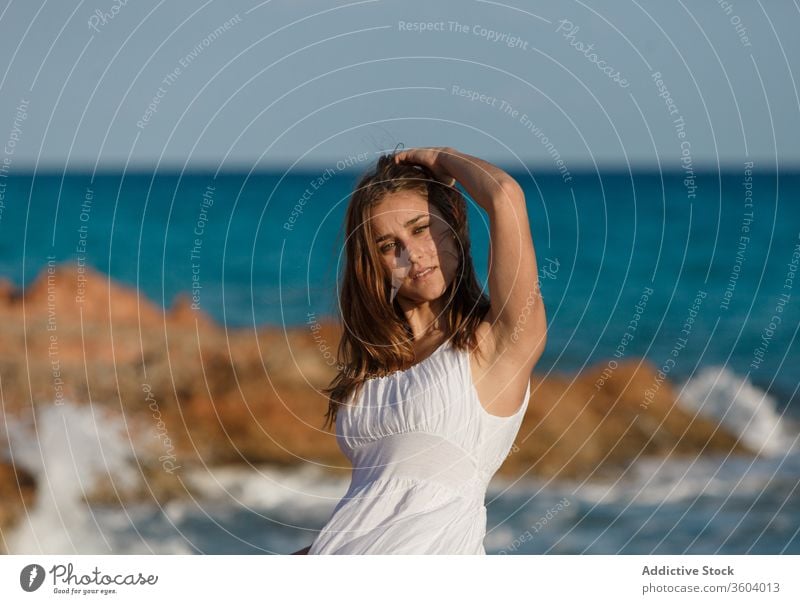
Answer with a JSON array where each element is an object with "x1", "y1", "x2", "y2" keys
[{"x1": 308, "y1": 339, "x2": 530, "y2": 554}]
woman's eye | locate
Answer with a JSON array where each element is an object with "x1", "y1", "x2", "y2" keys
[{"x1": 380, "y1": 225, "x2": 429, "y2": 253}]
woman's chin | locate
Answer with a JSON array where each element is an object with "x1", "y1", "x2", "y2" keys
[{"x1": 396, "y1": 285, "x2": 445, "y2": 303}]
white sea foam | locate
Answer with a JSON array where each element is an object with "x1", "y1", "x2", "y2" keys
[
  {"x1": 677, "y1": 365, "x2": 799, "y2": 456},
  {"x1": 4, "y1": 400, "x2": 141, "y2": 554}
]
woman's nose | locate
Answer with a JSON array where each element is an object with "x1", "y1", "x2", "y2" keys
[{"x1": 404, "y1": 242, "x2": 424, "y2": 262}]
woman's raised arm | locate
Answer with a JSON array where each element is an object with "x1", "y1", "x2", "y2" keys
[{"x1": 394, "y1": 147, "x2": 547, "y2": 369}]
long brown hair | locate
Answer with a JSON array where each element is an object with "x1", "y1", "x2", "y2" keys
[{"x1": 321, "y1": 151, "x2": 491, "y2": 431}]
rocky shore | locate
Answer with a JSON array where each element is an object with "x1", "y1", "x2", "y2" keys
[{"x1": 0, "y1": 262, "x2": 754, "y2": 547}]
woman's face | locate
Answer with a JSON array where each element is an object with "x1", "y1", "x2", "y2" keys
[{"x1": 369, "y1": 190, "x2": 460, "y2": 305}]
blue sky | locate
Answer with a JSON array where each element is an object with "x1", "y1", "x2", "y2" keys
[{"x1": 1, "y1": 0, "x2": 798, "y2": 172}]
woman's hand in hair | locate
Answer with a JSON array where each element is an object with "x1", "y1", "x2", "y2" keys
[
  {"x1": 396, "y1": 147, "x2": 522, "y2": 213},
  {"x1": 393, "y1": 147, "x2": 457, "y2": 188}
]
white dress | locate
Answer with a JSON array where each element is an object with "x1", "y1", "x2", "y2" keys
[{"x1": 308, "y1": 339, "x2": 530, "y2": 554}]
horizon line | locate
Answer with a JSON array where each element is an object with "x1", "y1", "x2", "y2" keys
[{"x1": 5, "y1": 161, "x2": 800, "y2": 176}]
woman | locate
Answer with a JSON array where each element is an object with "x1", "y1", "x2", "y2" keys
[{"x1": 293, "y1": 146, "x2": 547, "y2": 554}]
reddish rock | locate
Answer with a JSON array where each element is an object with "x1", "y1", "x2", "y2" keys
[{"x1": 504, "y1": 360, "x2": 752, "y2": 481}]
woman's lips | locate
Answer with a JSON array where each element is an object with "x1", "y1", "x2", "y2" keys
[{"x1": 412, "y1": 266, "x2": 436, "y2": 280}]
